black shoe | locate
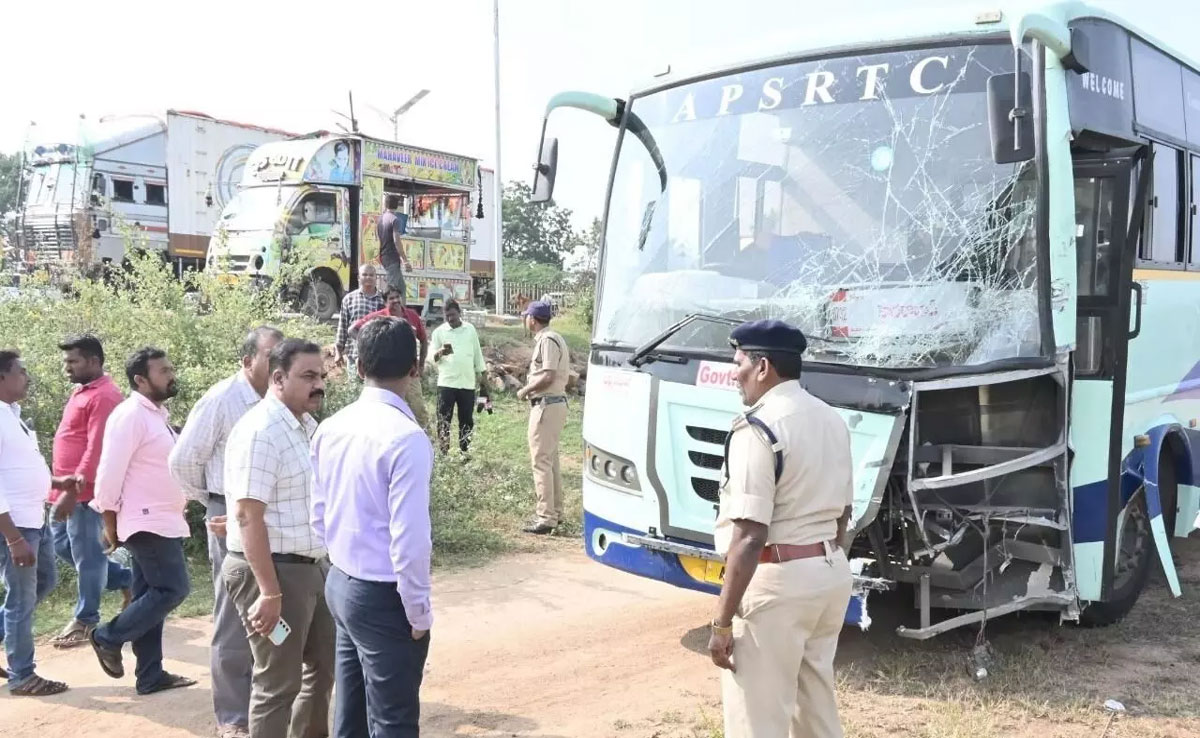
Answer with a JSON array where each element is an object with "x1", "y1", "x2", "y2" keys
[
  {"x1": 522, "y1": 522, "x2": 555, "y2": 535},
  {"x1": 137, "y1": 672, "x2": 197, "y2": 696},
  {"x1": 89, "y1": 629, "x2": 124, "y2": 679}
]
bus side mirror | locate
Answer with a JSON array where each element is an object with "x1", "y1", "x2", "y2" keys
[
  {"x1": 531, "y1": 136, "x2": 559, "y2": 204},
  {"x1": 986, "y1": 72, "x2": 1034, "y2": 164}
]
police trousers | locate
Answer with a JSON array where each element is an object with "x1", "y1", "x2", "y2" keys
[
  {"x1": 528, "y1": 401, "x2": 567, "y2": 526},
  {"x1": 722, "y1": 543, "x2": 852, "y2": 738}
]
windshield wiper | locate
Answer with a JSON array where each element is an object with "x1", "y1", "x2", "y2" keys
[{"x1": 628, "y1": 313, "x2": 741, "y2": 368}]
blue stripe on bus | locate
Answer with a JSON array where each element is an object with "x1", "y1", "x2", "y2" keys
[
  {"x1": 583, "y1": 511, "x2": 869, "y2": 627},
  {"x1": 1072, "y1": 425, "x2": 1200, "y2": 542}
]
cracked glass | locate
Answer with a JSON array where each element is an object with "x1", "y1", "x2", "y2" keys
[{"x1": 599, "y1": 44, "x2": 1042, "y2": 369}]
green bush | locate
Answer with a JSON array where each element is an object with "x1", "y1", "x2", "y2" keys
[
  {"x1": 2, "y1": 249, "x2": 582, "y2": 568},
  {"x1": 1, "y1": 250, "x2": 342, "y2": 551}
]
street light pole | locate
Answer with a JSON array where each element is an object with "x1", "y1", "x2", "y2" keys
[{"x1": 492, "y1": 0, "x2": 505, "y2": 316}]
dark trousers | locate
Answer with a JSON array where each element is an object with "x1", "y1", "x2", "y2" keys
[
  {"x1": 326, "y1": 566, "x2": 429, "y2": 738},
  {"x1": 93, "y1": 533, "x2": 190, "y2": 693},
  {"x1": 436, "y1": 387, "x2": 475, "y2": 453}
]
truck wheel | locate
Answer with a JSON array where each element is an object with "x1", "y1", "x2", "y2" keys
[
  {"x1": 300, "y1": 279, "x2": 338, "y2": 322},
  {"x1": 1079, "y1": 487, "x2": 1153, "y2": 627}
]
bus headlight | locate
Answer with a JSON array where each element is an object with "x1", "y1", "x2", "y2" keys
[{"x1": 585, "y1": 443, "x2": 641, "y2": 494}]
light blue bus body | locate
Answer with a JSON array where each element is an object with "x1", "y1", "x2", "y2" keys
[{"x1": 540, "y1": 2, "x2": 1200, "y2": 637}]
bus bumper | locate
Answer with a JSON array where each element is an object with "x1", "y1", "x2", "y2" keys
[{"x1": 583, "y1": 511, "x2": 888, "y2": 629}]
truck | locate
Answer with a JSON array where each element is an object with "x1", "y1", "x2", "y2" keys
[
  {"x1": 19, "y1": 111, "x2": 291, "y2": 275},
  {"x1": 207, "y1": 134, "x2": 481, "y2": 321}
]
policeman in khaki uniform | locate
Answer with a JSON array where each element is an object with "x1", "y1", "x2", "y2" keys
[
  {"x1": 708, "y1": 319, "x2": 854, "y2": 738},
  {"x1": 516, "y1": 300, "x2": 571, "y2": 534}
]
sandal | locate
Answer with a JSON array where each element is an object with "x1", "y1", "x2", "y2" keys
[
  {"x1": 10, "y1": 673, "x2": 69, "y2": 697},
  {"x1": 50, "y1": 621, "x2": 94, "y2": 649},
  {"x1": 137, "y1": 672, "x2": 197, "y2": 695}
]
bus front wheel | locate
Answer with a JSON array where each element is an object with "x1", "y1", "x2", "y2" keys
[{"x1": 1079, "y1": 486, "x2": 1155, "y2": 627}]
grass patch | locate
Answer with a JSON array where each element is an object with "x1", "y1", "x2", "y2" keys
[{"x1": 427, "y1": 387, "x2": 583, "y2": 566}]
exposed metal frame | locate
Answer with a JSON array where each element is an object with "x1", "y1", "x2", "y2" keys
[{"x1": 897, "y1": 593, "x2": 1074, "y2": 640}]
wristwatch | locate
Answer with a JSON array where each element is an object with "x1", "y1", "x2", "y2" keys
[{"x1": 710, "y1": 618, "x2": 733, "y2": 636}]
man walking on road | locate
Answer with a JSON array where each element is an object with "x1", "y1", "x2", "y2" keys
[
  {"x1": 0, "y1": 350, "x2": 71, "y2": 696},
  {"x1": 334, "y1": 263, "x2": 385, "y2": 372},
  {"x1": 48, "y1": 334, "x2": 133, "y2": 650},
  {"x1": 223, "y1": 339, "x2": 334, "y2": 738},
  {"x1": 312, "y1": 319, "x2": 434, "y2": 737},
  {"x1": 89, "y1": 347, "x2": 196, "y2": 696},
  {"x1": 516, "y1": 300, "x2": 571, "y2": 534},
  {"x1": 377, "y1": 195, "x2": 412, "y2": 298},
  {"x1": 707, "y1": 320, "x2": 853, "y2": 738},
  {"x1": 351, "y1": 286, "x2": 430, "y2": 428},
  {"x1": 429, "y1": 299, "x2": 486, "y2": 456},
  {"x1": 169, "y1": 325, "x2": 283, "y2": 738}
]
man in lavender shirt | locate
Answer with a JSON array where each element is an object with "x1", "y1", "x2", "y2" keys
[{"x1": 311, "y1": 317, "x2": 433, "y2": 738}]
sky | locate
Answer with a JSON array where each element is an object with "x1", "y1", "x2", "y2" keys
[{"x1": 3, "y1": 0, "x2": 1197, "y2": 227}]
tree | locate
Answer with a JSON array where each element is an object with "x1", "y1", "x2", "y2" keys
[
  {"x1": 0, "y1": 152, "x2": 22, "y2": 217},
  {"x1": 501, "y1": 180, "x2": 577, "y2": 268}
]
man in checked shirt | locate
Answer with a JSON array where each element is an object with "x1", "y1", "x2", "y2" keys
[
  {"x1": 223, "y1": 338, "x2": 333, "y2": 738},
  {"x1": 168, "y1": 325, "x2": 283, "y2": 738},
  {"x1": 333, "y1": 263, "x2": 385, "y2": 373}
]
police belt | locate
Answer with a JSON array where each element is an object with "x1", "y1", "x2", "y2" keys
[
  {"x1": 759, "y1": 541, "x2": 835, "y2": 564},
  {"x1": 529, "y1": 395, "x2": 567, "y2": 406}
]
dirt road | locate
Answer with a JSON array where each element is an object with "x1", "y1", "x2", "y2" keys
[
  {"x1": 0, "y1": 544, "x2": 720, "y2": 738},
  {"x1": 3, "y1": 540, "x2": 1200, "y2": 737}
]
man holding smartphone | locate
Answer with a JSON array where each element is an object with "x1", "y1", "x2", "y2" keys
[
  {"x1": 428, "y1": 299, "x2": 486, "y2": 457},
  {"x1": 223, "y1": 339, "x2": 334, "y2": 738}
]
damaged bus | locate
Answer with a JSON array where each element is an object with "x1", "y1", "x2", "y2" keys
[{"x1": 532, "y1": 4, "x2": 1200, "y2": 637}]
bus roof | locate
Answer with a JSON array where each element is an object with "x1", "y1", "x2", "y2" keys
[{"x1": 634, "y1": 2, "x2": 1199, "y2": 97}]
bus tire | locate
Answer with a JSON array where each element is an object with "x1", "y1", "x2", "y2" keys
[
  {"x1": 300, "y1": 277, "x2": 339, "y2": 323},
  {"x1": 1079, "y1": 486, "x2": 1154, "y2": 627}
]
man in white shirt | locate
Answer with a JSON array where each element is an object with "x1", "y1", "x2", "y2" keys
[
  {"x1": 169, "y1": 325, "x2": 282, "y2": 738},
  {"x1": 223, "y1": 339, "x2": 334, "y2": 738},
  {"x1": 0, "y1": 351, "x2": 70, "y2": 696}
]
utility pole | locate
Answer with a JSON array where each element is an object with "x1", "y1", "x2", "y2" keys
[{"x1": 493, "y1": 0, "x2": 505, "y2": 316}]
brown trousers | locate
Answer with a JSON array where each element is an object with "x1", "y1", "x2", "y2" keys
[
  {"x1": 721, "y1": 544, "x2": 852, "y2": 738},
  {"x1": 223, "y1": 555, "x2": 335, "y2": 738},
  {"x1": 528, "y1": 402, "x2": 568, "y2": 526}
]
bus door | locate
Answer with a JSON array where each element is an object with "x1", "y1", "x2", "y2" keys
[{"x1": 1070, "y1": 147, "x2": 1175, "y2": 610}]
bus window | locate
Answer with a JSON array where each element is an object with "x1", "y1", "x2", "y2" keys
[
  {"x1": 1143, "y1": 143, "x2": 1182, "y2": 264},
  {"x1": 1074, "y1": 176, "x2": 1116, "y2": 296},
  {"x1": 1191, "y1": 155, "x2": 1200, "y2": 267}
]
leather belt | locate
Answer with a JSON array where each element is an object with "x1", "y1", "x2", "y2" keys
[
  {"x1": 530, "y1": 395, "x2": 567, "y2": 406},
  {"x1": 758, "y1": 541, "x2": 834, "y2": 564},
  {"x1": 228, "y1": 550, "x2": 318, "y2": 565}
]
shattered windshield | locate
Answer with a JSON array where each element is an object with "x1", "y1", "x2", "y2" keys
[{"x1": 598, "y1": 43, "x2": 1041, "y2": 369}]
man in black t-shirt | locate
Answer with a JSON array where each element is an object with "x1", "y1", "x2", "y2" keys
[{"x1": 376, "y1": 195, "x2": 412, "y2": 299}]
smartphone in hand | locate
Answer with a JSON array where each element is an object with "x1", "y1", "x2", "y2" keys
[
  {"x1": 268, "y1": 618, "x2": 291, "y2": 646},
  {"x1": 443, "y1": 342, "x2": 454, "y2": 355}
]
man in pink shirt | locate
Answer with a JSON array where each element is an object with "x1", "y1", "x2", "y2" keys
[
  {"x1": 48, "y1": 334, "x2": 133, "y2": 649},
  {"x1": 88, "y1": 347, "x2": 195, "y2": 696}
]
